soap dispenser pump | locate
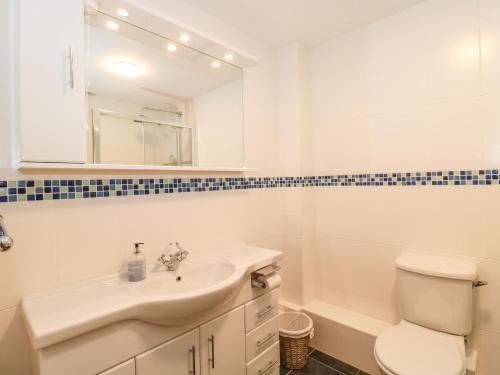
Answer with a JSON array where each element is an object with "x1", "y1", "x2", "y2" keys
[{"x1": 128, "y1": 242, "x2": 146, "y2": 282}]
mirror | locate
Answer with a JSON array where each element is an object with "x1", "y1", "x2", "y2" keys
[{"x1": 85, "y1": 12, "x2": 244, "y2": 168}]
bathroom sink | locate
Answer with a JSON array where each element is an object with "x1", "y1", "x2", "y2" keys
[
  {"x1": 127, "y1": 260, "x2": 239, "y2": 324},
  {"x1": 22, "y1": 245, "x2": 283, "y2": 349}
]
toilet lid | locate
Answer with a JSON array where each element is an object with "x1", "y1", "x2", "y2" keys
[{"x1": 375, "y1": 321, "x2": 464, "y2": 375}]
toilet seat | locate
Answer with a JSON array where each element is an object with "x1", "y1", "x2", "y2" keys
[{"x1": 374, "y1": 320, "x2": 465, "y2": 375}]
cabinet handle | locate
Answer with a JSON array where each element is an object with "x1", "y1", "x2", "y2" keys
[
  {"x1": 68, "y1": 45, "x2": 74, "y2": 89},
  {"x1": 258, "y1": 360, "x2": 278, "y2": 375},
  {"x1": 257, "y1": 305, "x2": 274, "y2": 318},
  {"x1": 208, "y1": 335, "x2": 215, "y2": 369},
  {"x1": 189, "y1": 345, "x2": 196, "y2": 375},
  {"x1": 257, "y1": 332, "x2": 277, "y2": 348}
]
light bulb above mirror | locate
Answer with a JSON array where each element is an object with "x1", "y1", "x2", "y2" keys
[
  {"x1": 110, "y1": 61, "x2": 143, "y2": 77},
  {"x1": 106, "y1": 21, "x2": 119, "y2": 30}
]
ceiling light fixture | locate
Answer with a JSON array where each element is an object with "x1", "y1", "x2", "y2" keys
[
  {"x1": 117, "y1": 9, "x2": 129, "y2": 17},
  {"x1": 106, "y1": 21, "x2": 119, "y2": 30},
  {"x1": 224, "y1": 54, "x2": 234, "y2": 61},
  {"x1": 111, "y1": 61, "x2": 143, "y2": 77},
  {"x1": 180, "y1": 34, "x2": 190, "y2": 43},
  {"x1": 167, "y1": 43, "x2": 177, "y2": 52},
  {"x1": 211, "y1": 61, "x2": 221, "y2": 68}
]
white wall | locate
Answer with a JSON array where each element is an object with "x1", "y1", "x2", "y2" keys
[
  {"x1": 309, "y1": 0, "x2": 500, "y2": 373},
  {"x1": 274, "y1": 44, "x2": 317, "y2": 307}
]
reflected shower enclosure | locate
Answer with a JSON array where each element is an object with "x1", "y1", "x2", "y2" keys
[{"x1": 92, "y1": 109, "x2": 193, "y2": 166}]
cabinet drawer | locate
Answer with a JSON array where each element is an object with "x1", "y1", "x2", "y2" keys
[
  {"x1": 246, "y1": 315, "x2": 279, "y2": 362},
  {"x1": 246, "y1": 342, "x2": 279, "y2": 375},
  {"x1": 245, "y1": 288, "x2": 280, "y2": 332}
]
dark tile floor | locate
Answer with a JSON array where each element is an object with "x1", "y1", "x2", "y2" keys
[{"x1": 280, "y1": 348, "x2": 370, "y2": 375}]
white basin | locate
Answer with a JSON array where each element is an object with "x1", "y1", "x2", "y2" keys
[
  {"x1": 22, "y1": 245, "x2": 282, "y2": 349},
  {"x1": 127, "y1": 259, "x2": 240, "y2": 324}
]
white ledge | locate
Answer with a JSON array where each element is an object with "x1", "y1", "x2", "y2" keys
[{"x1": 17, "y1": 162, "x2": 259, "y2": 174}]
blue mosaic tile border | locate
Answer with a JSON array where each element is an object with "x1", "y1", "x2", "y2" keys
[{"x1": 1, "y1": 169, "x2": 499, "y2": 203}]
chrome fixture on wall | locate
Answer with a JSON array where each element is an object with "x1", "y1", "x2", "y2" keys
[{"x1": 0, "y1": 214, "x2": 14, "y2": 252}]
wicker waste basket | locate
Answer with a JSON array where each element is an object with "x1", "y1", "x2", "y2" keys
[{"x1": 279, "y1": 312, "x2": 314, "y2": 369}]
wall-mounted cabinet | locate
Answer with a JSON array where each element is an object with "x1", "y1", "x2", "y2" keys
[
  {"x1": 18, "y1": 0, "x2": 87, "y2": 163},
  {"x1": 15, "y1": 0, "x2": 258, "y2": 172}
]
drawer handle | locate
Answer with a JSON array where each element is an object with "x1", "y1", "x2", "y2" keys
[
  {"x1": 258, "y1": 360, "x2": 278, "y2": 375},
  {"x1": 208, "y1": 335, "x2": 215, "y2": 369},
  {"x1": 256, "y1": 305, "x2": 274, "y2": 318},
  {"x1": 189, "y1": 345, "x2": 196, "y2": 375},
  {"x1": 257, "y1": 332, "x2": 277, "y2": 348}
]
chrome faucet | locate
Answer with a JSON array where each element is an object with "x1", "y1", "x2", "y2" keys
[
  {"x1": 158, "y1": 242, "x2": 189, "y2": 271},
  {"x1": 0, "y1": 214, "x2": 13, "y2": 252}
]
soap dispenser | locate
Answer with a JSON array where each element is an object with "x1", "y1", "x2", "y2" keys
[{"x1": 128, "y1": 242, "x2": 146, "y2": 282}]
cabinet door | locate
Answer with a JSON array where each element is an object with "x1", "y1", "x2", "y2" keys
[
  {"x1": 99, "y1": 359, "x2": 135, "y2": 375},
  {"x1": 200, "y1": 306, "x2": 246, "y2": 375},
  {"x1": 18, "y1": 0, "x2": 86, "y2": 163},
  {"x1": 136, "y1": 329, "x2": 200, "y2": 375}
]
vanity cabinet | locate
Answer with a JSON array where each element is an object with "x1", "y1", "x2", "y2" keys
[
  {"x1": 99, "y1": 359, "x2": 136, "y2": 375},
  {"x1": 30, "y1": 258, "x2": 282, "y2": 375},
  {"x1": 136, "y1": 329, "x2": 200, "y2": 375},
  {"x1": 200, "y1": 306, "x2": 246, "y2": 375},
  {"x1": 135, "y1": 307, "x2": 246, "y2": 375},
  {"x1": 18, "y1": 0, "x2": 87, "y2": 163}
]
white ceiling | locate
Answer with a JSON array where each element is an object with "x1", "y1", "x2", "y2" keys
[{"x1": 182, "y1": 0, "x2": 427, "y2": 48}]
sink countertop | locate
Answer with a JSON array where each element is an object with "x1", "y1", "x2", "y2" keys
[{"x1": 22, "y1": 244, "x2": 282, "y2": 350}]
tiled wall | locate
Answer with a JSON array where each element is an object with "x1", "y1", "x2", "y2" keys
[{"x1": 310, "y1": 0, "x2": 500, "y2": 373}]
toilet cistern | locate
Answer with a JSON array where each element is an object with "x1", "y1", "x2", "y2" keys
[{"x1": 158, "y1": 242, "x2": 189, "y2": 271}]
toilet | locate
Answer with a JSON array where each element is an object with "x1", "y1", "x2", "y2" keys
[{"x1": 374, "y1": 253, "x2": 478, "y2": 375}]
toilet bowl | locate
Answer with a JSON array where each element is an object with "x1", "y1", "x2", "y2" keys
[{"x1": 374, "y1": 320, "x2": 466, "y2": 375}]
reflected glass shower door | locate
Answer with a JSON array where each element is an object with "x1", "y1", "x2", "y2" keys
[
  {"x1": 95, "y1": 114, "x2": 145, "y2": 165},
  {"x1": 93, "y1": 110, "x2": 193, "y2": 166},
  {"x1": 155, "y1": 124, "x2": 180, "y2": 166}
]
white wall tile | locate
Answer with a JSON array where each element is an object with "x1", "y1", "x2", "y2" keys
[
  {"x1": 475, "y1": 329, "x2": 500, "y2": 375},
  {"x1": 475, "y1": 258, "x2": 500, "y2": 334},
  {"x1": 0, "y1": 202, "x2": 59, "y2": 310},
  {"x1": 315, "y1": 236, "x2": 400, "y2": 322},
  {"x1": 0, "y1": 307, "x2": 32, "y2": 375}
]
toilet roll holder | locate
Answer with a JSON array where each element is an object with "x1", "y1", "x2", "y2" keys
[{"x1": 251, "y1": 264, "x2": 281, "y2": 288}]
